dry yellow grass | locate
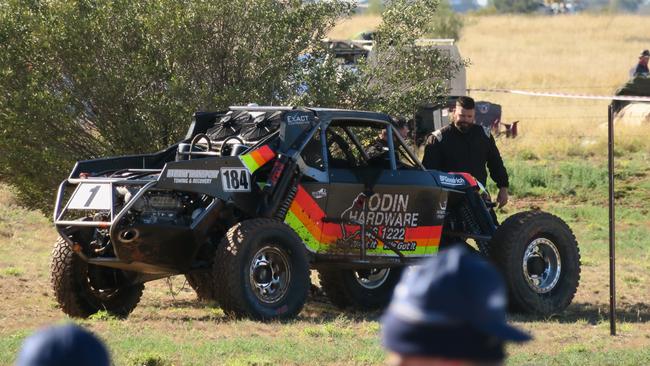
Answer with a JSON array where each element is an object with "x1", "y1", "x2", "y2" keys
[
  {"x1": 329, "y1": 14, "x2": 650, "y2": 158},
  {"x1": 459, "y1": 14, "x2": 650, "y2": 159}
]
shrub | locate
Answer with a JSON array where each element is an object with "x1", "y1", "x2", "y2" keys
[{"x1": 0, "y1": 0, "x2": 459, "y2": 214}]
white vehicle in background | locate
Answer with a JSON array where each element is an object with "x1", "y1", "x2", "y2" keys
[
  {"x1": 324, "y1": 37, "x2": 466, "y2": 96},
  {"x1": 324, "y1": 38, "x2": 512, "y2": 145}
]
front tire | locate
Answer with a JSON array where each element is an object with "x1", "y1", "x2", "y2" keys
[
  {"x1": 51, "y1": 237, "x2": 144, "y2": 318},
  {"x1": 318, "y1": 267, "x2": 403, "y2": 310},
  {"x1": 185, "y1": 270, "x2": 218, "y2": 302},
  {"x1": 490, "y1": 211, "x2": 580, "y2": 316},
  {"x1": 213, "y1": 219, "x2": 310, "y2": 320}
]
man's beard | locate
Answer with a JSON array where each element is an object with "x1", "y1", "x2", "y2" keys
[{"x1": 455, "y1": 122, "x2": 472, "y2": 133}]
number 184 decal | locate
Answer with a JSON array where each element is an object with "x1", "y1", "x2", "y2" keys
[{"x1": 220, "y1": 168, "x2": 251, "y2": 192}]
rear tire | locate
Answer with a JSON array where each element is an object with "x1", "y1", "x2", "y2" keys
[
  {"x1": 490, "y1": 211, "x2": 580, "y2": 316},
  {"x1": 213, "y1": 219, "x2": 309, "y2": 320},
  {"x1": 318, "y1": 267, "x2": 403, "y2": 310},
  {"x1": 51, "y1": 237, "x2": 144, "y2": 318}
]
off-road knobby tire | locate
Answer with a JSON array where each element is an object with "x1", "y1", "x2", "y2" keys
[
  {"x1": 490, "y1": 210, "x2": 580, "y2": 316},
  {"x1": 318, "y1": 267, "x2": 403, "y2": 310},
  {"x1": 185, "y1": 270, "x2": 218, "y2": 302},
  {"x1": 51, "y1": 237, "x2": 144, "y2": 318},
  {"x1": 213, "y1": 219, "x2": 309, "y2": 320}
]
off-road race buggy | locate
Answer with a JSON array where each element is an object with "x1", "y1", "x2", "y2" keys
[{"x1": 52, "y1": 106, "x2": 580, "y2": 320}]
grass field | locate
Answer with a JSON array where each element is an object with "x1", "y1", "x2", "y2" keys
[{"x1": 1, "y1": 14, "x2": 650, "y2": 366}]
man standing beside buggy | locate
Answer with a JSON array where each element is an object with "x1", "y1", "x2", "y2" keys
[{"x1": 422, "y1": 96, "x2": 509, "y2": 209}]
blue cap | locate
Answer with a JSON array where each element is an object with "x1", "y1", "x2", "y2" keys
[
  {"x1": 381, "y1": 246, "x2": 531, "y2": 361},
  {"x1": 16, "y1": 323, "x2": 110, "y2": 366}
]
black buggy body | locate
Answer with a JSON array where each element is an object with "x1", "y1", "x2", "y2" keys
[{"x1": 52, "y1": 106, "x2": 580, "y2": 320}]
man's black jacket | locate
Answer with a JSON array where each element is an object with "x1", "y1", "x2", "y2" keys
[
  {"x1": 422, "y1": 124, "x2": 509, "y2": 188},
  {"x1": 635, "y1": 63, "x2": 649, "y2": 76}
]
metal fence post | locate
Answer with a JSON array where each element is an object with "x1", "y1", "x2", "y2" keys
[{"x1": 608, "y1": 104, "x2": 616, "y2": 336}]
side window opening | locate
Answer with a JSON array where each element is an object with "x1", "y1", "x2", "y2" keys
[
  {"x1": 326, "y1": 126, "x2": 361, "y2": 169},
  {"x1": 319, "y1": 119, "x2": 422, "y2": 172},
  {"x1": 352, "y1": 124, "x2": 392, "y2": 169},
  {"x1": 395, "y1": 141, "x2": 418, "y2": 170},
  {"x1": 326, "y1": 121, "x2": 394, "y2": 169},
  {"x1": 300, "y1": 128, "x2": 325, "y2": 172}
]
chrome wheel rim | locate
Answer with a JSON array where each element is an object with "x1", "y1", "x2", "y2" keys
[
  {"x1": 522, "y1": 237, "x2": 561, "y2": 294},
  {"x1": 354, "y1": 268, "x2": 390, "y2": 290},
  {"x1": 249, "y1": 246, "x2": 291, "y2": 304}
]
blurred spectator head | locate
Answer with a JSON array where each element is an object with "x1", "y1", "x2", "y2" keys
[
  {"x1": 16, "y1": 323, "x2": 110, "y2": 366},
  {"x1": 381, "y1": 246, "x2": 531, "y2": 365}
]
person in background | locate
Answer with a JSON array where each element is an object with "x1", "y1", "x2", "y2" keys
[
  {"x1": 381, "y1": 246, "x2": 531, "y2": 366},
  {"x1": 422, "y1": 96, "x2": 509, "y2": 209},
  {"x1": 633, "y1": 49, "x2": 650, "y2": 77},
  {"x1": 15, "y1": 323, "x2": 110, "y2": 366},
  {"x1": 367, "y1": 117, "x2": 410, "y2": 161}
]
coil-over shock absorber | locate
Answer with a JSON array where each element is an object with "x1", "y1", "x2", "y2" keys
[
  {"x1": 274, "y1": 184, "x2": 298, "y2": 221},
  {"x1": 457, "y1": 202, "x2": 491, "y2": 256},
  {"x1": 456, "y1": 192, "x2": 498, "y2": 256},
  {"x1": 259, "y1": 154, "x2": 299, "y2": 219}
]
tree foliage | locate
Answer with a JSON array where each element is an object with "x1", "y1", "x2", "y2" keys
[
  {"x1": 492, "y1": 0, "x2": 542, "y2": 13},
  {"x1": 367, "y1": 0, "x2": 385, "y2": 14},
  {"x1": 291, "y1": 0, "x2": 462, "y2": 117},
  {"x1": 425, "y1": 0, "x2": 464, "y2": 40},
  {"x1": 0, "y1": 0, "x2": 349, "y2": 211},
  {"x1": 0, "y1": 0, "x2": 459, "y2": 214},
  {"x1": 611, "y1": 0, "x2": 644, "y2": 12}
]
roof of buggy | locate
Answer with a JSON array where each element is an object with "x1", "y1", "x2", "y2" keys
[{"x1": 229, "y1": 106, "x2": 393, "y2": 124}]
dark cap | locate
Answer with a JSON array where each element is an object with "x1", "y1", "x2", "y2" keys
[
  {"x1": 16, "y1": 323, "x2": 110, "y2": 366},
  {"x1": 381, "y1": 246, "x2": 531, "y2": 362},
  {"x1": 641, "y1": 50, "x2": 650, "y2": 57}
]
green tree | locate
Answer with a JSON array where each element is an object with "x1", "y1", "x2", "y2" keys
[
  {"x1": 492, "y1": 0, "x2": 542, "y2": 13},
  {"x1": 581, "y1": 0, "x2": 644, "y2": 12},
  {"x1": 610, "y1": 0, "x2": 644, "y2": 12},
  {"x1": 0, "y1": 0, "x2": 459, "y2": 214},
  {"x1": 291, "y1": 0, "x2": 462, "y2": 117},
  {"x1": 425, "y1": 0, "x2": 464, "y2": 40},
  {"x1": 367, "y1": 0, "x2": 384, "y2": 14},
  {"x1": 0, "y1": 0, "x2": 350, "y2": 212}
]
